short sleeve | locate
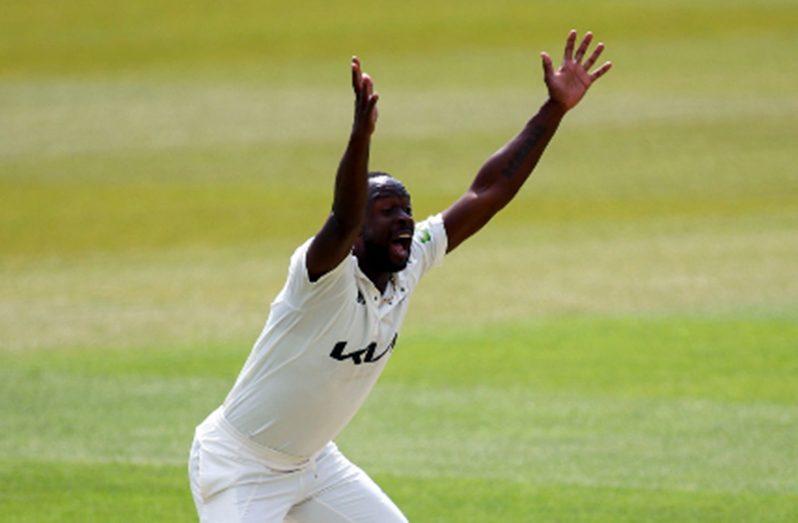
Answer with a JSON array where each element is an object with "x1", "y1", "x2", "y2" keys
[
  {"x1": 402, "y1": 214, "x2": 447, "y2": 285},
  {"x1": 277, "y1": 237, "x2": 355, "y2": 309}
]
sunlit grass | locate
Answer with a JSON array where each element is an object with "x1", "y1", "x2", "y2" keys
[{"x1": 2, "y1": 0, "x2": 797, "y2": 520}]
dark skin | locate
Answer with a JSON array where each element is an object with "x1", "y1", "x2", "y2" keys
[
  {"x1": 306, "y1": 30, "x2": 613, "y2": 292},
  {"x1": 352, "y1": 186, "x2": 414, "y2": 283}
]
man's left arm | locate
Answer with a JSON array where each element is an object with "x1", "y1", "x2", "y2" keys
[{"x1": 442, "y1": 30, "x2": 612, "y2": 253}]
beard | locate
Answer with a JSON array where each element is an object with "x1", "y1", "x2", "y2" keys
[{"x1": 360, "y1": 237, "x2": 411, "y2": 273}]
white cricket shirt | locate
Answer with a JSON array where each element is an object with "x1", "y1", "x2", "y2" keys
[{"x1": 222, "y1": 214, "x2": 447, "y2": 459}]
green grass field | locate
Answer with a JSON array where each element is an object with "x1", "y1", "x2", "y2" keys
[{"x1": 2, "y1": 1, "x2": 797, "y2": 521}]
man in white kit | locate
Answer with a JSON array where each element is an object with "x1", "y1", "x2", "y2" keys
[{"x1": 189, "y1": 30, "x2": 611, "y2": 522}]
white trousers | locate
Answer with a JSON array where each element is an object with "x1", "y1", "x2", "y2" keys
[{"x1": 188, "y1": 408, "x2": 407, "y2": 523}]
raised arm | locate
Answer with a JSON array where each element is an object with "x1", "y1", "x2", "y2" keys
[
  {"x1": 306, "y1": 57, "x2": 380, "y2": 281},
  {"x1": 442, "y1": 30, "x2": 612, "y2": 253}
]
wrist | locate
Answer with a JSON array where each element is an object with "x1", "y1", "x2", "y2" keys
[
  {"x1": 349, "y1": 124, "x2": 373, "y2": 142},
  {"x1": 543, "y1": 97, "x2": 569, "y2": 117}
]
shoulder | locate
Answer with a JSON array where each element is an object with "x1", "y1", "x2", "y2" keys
[
  {"x1": 401, "y1": 214, "x2": 447, "y2": 284},
  {"x1": 280, "y1": 238, "x2": 358, "y2": 307},
  {"x1": 414, "y1": 214, "x2": 447, "y2": 248}
]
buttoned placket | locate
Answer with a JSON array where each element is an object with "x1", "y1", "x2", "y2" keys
[{"x1": 356, "y1": 272, "x2": 408, "y2": 344}]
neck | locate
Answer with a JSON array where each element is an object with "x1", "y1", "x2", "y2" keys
[
  {"x1": 355, "y1": 255, "x2": 390, "y2": 293},
  {"x1": 360, "y1": 265, "x2": 391, "y2": 293}
]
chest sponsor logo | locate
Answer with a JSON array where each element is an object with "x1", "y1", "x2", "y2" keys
[{"x1": 329, "y1": 333, "x2": 398, "y2": 365}]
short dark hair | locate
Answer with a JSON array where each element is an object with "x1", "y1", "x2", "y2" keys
[{"x1": 367, "y1": 171, "x2": 410, "y2": 201}]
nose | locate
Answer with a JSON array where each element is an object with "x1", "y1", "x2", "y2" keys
[{"x1": 397, "y1": 209, "x2": 413, "y2": 227}]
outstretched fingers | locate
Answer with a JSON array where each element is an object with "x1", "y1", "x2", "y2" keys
[
  {"x1": 351, "y1": 57, "x2": 362, "y2": 95},
  {"x1": 582, "y1": 42, "x2": 605, "y2": 71},
  {"x1": 563, "y1": 29, "x2": 577, "y2": 62},
  {"x1": 573, "y1": 32, "x2": 593, "y2": 64},
  {"x1": 563, "y1": 31, "x2": 612, "y2": 85},
  {"x1": 352, "y1": 57, "x2": 375, "y2": 108},
  {"x1": 541, "y1": 51, "x2": 554, "y2": 79},
  {"x1": 545, "y1": 30, "x2": 613, "y2": 110},
  {"x1": 350, "y1": 56, "x2": 379, "y2": 134},
  {"x1": 589, "y1": 61, "x2": 613, "y2": 82},
  {"x1": 366, "y1": 91, "x2": 379, "y2": 113},
  {"x1": 362, "y1": 73, "x2": 373, "y2": 96}
]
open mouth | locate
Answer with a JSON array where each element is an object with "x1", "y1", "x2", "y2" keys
[{"x1": 390, "y1": 232, "x2": 413, "y2": 260}]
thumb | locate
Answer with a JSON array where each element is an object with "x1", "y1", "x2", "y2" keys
[{"x1": 541, "y1": 52, "x2": 554, "y2": 79}]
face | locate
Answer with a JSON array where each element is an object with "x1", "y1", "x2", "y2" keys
[{"x1": 355, "y1": 179, "x2": 415, "y2": 274}]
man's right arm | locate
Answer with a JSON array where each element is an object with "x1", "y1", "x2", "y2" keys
[{"x1": 306, "y1": 57, "x2": 379, "y2": 281}]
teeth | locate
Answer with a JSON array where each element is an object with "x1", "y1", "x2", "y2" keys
[{"x1": 397, "y1": 233, "x2": 412, "y2": 239}]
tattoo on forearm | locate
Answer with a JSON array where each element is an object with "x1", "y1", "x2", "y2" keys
[{"x1": 501, "y1": 124, "x2": 547, "y2": 178}]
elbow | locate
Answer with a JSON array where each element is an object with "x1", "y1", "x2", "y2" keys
[{"x1": 470, "y1": 185, "x2": 514, "y2": 216}]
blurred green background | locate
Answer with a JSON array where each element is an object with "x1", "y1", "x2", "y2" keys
[{"x1": 1, "y1": 1, "x2": 797, "y2": 521}]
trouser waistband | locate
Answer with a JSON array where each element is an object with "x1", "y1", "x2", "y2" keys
[{"x1": 209, "y1": 406, "x2": 312, "y2": 472}]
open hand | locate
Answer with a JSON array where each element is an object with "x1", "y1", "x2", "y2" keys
[
  {"x1": 351, "y1": 57, "x2": 379, "y2": 135},
  {"x1": 541, "y1": 30, "x2": 612, "y2": 111}
]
